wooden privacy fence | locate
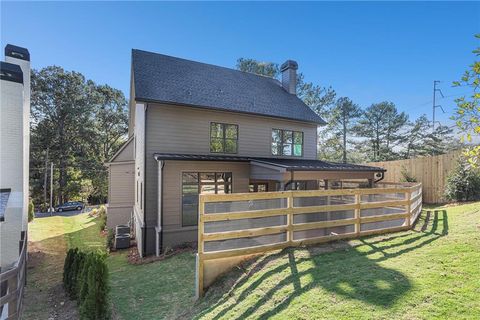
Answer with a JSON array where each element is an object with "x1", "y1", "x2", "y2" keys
[
  {"x1": 196, "y1": 182, "x2": 422, "y2": 297},
  {"x1": 367, "y1": 151, "x2": 460, "y2": 203},
  {"x1": 0, "y1": 232, "x2": 27, "y2": 320}
]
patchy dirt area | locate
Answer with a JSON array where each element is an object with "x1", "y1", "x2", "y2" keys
[{"x1": 23, "y1": 242, "x2": 79, "y2": 320}]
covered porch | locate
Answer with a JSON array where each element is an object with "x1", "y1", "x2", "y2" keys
[{"x1": 248, "y1": 158, "x2": 384, "y2": 192}]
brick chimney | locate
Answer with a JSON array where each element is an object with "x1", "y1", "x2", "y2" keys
[
  {"x1": 280, "y1": 60, "x2": 298, "y2": 95},
  {"x1": 3, "y1": 44, "x2": 30, "y2": 232}
]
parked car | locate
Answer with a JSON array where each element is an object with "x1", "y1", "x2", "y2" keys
[{"x1": 55, "y1": 201, "x2": 84, "y2": 212}]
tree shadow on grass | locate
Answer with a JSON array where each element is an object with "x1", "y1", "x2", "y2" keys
[{"x1": 199, "y1": 209, "x2": 448, "y2": 319}]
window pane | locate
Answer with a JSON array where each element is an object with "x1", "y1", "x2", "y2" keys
[
  {"x1": 210, "y1": 138, "x2": 224, "y2": 153},
  {"x1": 182, "y1": 171, "x2": 199, "y2": 227},
  {"x1": 225, "y1": 139, "x2": 237, "y2": 153},
  {"x1": 272, "y1": 142, "x2": 280, "y2": 155},
  {"x1": 294, "y1": 144, "x2": 302, "y2": 156},
  {"x1": 224, "y1": 172, "x2": 232, "y2": 183},
  {"x1": 293, "y1": 131, "x2": 303, "y2": 144},
  {"x1": 210, "y1": 123, "x2": 223, "y2": 138},
  {"x1": 216, "y1": 173, "x2": 225, "y2": 183},
  {"x1": 272, "y1": 129, "x2": 281, "y2": 143},
  {"x1": 182, "y1": 184, "x2": 198, "y2": 195},
  {"x1": 182, "y1": 172, "x2": 198, "y2": 184},
  {"x1": 249, "y1": 184, "x2": 255, "y2": 192},
  {"x1": 282, "y1": 144, "x2": 292, "y2": 156},
  {"x1": 225, "y1": 125, "x2": 238, "y2": 139},
  {"x1": 201, "y1": 185, "x2": 216, "y2": 194},
  {"x1": 182, "y1": 204, "x2": 198, "y2": 226},
  {"x1": 200, "y1": 173, "x2": 216, "y2": 184},
  {"x1": 283, "y1": 130, "x2": 293, "y2": 144},
  {"x1": 258, "y1": 184, "x2": 267, "y2": 192}
]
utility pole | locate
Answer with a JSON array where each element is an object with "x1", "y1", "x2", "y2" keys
[
  {"x1": 342, "y1": 106, "x2": 347, "y2": 164},
  {"x1": 43, "y1": 148, "x2": 49, "y2": 209},
  {"x1": 432, "y1": 80, "x2": 445, "y2": 134},
  {"x1": 50, "y1": 162, "x2": 53, "y2": 214}
]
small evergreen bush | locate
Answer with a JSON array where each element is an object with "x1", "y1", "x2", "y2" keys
[
  {"x1": 106, "y1": 228, "x2": 115, "y2": 250},
  {"x1": 98, "y1": 205, "x2": 107, "y2": 231},
  {"x1": 445, "y1": 157, "x2": 480, "y2": 202},
  {"x1": 79, "y1": 252, "x2": 110, "y2": 320},
  {"x1": 28, "y1": 200, "x2": 35, "y2": 222},
  {"x1": 63, "y1": 248, "x2": 76, "y2": 291},
  {"x1": 400, "y1": 165, "x2": 417, "y2": 183},
  {"x1": 63, "y1": 249, "x2": 110, "y2": 319}
]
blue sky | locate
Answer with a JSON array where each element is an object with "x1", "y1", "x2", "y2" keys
[{"x1": 1, "y1": 1, "x2": 479, "y2": 127}]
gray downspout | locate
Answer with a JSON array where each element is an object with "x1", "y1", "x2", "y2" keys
[
  {"x1": 374, "y1": 171, "x2": 385, "y2": 183},
  {"x1": 142, "y1": 105, "x2": 148, "y2": 257},
  {"x1": 159, "y1": 160, "x2": 165, "y2": 254}
]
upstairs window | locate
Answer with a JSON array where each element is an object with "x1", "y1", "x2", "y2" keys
[
  {"x1": 272, "y1": 129, "x2": 303, "y2": 156},
  {"x1": 210, "y1": 122, "x2": 238, "y2": 154}
]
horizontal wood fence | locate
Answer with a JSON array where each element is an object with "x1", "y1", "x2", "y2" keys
[
  {"x1": 196, "y1": 182, "x2": 422, "y2": 297},
  {"x1": 367, "y1": 151, "x2": 460, "y2": 203},
  {"x1": 0, "y1": 232, "x2": 27, "y2": 320}
]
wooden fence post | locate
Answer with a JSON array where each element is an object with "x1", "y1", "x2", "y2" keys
[
  {"x1": 406, "y1": 191, "x2": 411, "y2": 228},
  {"x1": 8, "y1": 273, "x2": 18, "y2": 318},
  {"x1": 197, "y1": 195, "x2": 205, "y2": 298},
  {"x1": 287, "y1": 191, "x2": 293, "y2": 245},
  {"x1": 355, "y1": 192, "x2": 361, "y2": 236}
]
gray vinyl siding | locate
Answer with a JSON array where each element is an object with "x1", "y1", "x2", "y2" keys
[
  {"x1": 143, "y1": 102, "x2": 319, "y2": 253},
  {"x1": 161, "y1": 160, "x2": 250, "y2": 248},
  {"x1": 111, "y1": 138, "x2": 134, "y2": 162},
  {"x1": 146, "y1": 103, "x2": 318, "y2": 159},
  {"x1": 108, "y1": 163, "x2": 134, "y2": 205}
]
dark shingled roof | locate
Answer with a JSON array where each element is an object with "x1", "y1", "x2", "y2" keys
[
  {"x1": 0, "y1": 61, "x2": 23, "y2": 84},
  {"x1": 153, "y1": 153, "x2": 385, "y2": 172},
  {"x1": 132, "y1": 49, "x2": 326, "y2": 125}
]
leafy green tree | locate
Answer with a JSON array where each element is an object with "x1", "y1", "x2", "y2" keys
[
  {"x1": 403, "y1": 115, "x2": 456, "y2": 158},
  {"x1": 30, "y1": 67, "x2": 128, "y2": 206},
  {"x1": 354, "y1": 102, "x2": 408, "y2": 161},
  {"x1": 236, "y1": 58, "x2": 336, "y2": 117},
  {"x1": 451, "y1": 34, "x2": 480, "y2": 167},
  {"x1": 328, "y1": 97, "x2": 362, "y2": 163},
  {"x1": 31, "y1": 67, "x2": 95, "y2": 205},
  {"x1": 236, "y1": 58, "x2": 279, "y2": 78},
  {"x1": 445, "y1": 156, "x2": 480, "y2": 201}
]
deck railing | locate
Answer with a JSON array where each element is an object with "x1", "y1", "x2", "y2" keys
[
  {"x1": 0, "y1": 232, "x2": 27, "y2": 320},
  {"x1": 196, "y1": 182, "x2": 422, "y2": 297}
]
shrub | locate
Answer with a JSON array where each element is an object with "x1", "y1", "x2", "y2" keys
[
  {"x1": 63, "y1": 248, "x2": 76, "y2": 291},
  {"x1": 63, "y1": 249, "x2": 111, "y2": 319},
  {"x1": 98, "y1": 205, "x2": 107, "y2": 231},
  {"x1": 106, "y1": 228, "x2": 115, "y2": 250},
  {"x1": 400, "y1": 165, "x2": 417, "y2": 183},
  {"x1": 445, "y1": 157, "x2": 480, "y2": 202},
  {"x1": 28, "y1": 199, "x2": 35, "y2": 222},
  {"x1": 79, "y1": 252, "x2": 110, "y2": 320}
]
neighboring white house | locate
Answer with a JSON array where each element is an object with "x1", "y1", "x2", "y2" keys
[{"x1": 0, "y1": 44, "x2": 30, "y2": 319}]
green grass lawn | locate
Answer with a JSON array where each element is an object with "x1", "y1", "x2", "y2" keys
[
  {"x1": 26, "y1": 203, "x2": 480, "y2": 319},
  {"x1": 108, "y1": 202, "x2": 480, "y2": 320}
]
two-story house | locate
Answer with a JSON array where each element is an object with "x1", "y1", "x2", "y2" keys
[{"x1": 107, "y1": 49, "x2": 385, "y2": 257}]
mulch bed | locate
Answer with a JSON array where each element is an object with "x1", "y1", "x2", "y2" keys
[{"x1": 126, "y1": 242, "x2": 197, "y2": 265}]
